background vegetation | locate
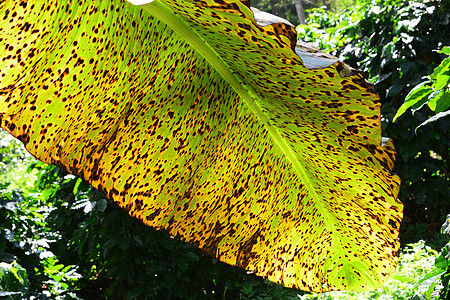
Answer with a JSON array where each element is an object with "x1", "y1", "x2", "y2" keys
[
  {"x1": 1, "y1": 0, "x2": 449, "y2": 299},
  {"x1": 251, "y1": 0, "x2": 357, "y2": 25}
]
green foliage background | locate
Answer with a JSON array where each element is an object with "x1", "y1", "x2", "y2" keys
[
  {"x1": 250, "y1": 0, "x2": 357, "y2": 25},
  {"x1": 1, "y1": 0, "x2": 449, "y2": 299}
]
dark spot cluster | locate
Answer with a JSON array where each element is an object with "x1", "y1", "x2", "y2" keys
[{"x1": 0, "y1": 0, "x2": 402, "y2": 294}]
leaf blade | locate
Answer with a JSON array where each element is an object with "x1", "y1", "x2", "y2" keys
[
  {"x1": 393, "y1": 82, "x2": 432, "y2": 121},
  {"x1": 0, "y1": 0, "x2": 402, "y2": 293}
]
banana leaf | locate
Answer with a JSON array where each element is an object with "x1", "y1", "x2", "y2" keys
[{"x1": 0, "y1": 0, "x2": 402, "y2": 292}]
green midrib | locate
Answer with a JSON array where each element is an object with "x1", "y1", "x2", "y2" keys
[{"x1": 130, "y1": 0, "x2": 344, "y2": 283}]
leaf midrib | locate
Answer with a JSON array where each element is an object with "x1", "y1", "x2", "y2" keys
[{"x1": 130, "y1": 0, "x2": 342, "y2": 274}]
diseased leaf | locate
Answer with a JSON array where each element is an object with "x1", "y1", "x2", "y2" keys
[{"x1": 0, "y1": 0, "x2": 401, "y2": 293}]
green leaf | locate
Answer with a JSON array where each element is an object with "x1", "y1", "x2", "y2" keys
[
  {"x1": 437, "y1": 46, "x2": 450, "y2": 56},
  {"x1": 72, "y1": 178, "x2": 83, "y2": 195},
  {"x1": 393, "y1": 82, "x2": 432, "y2": 121},
  {"x1": 381, "y1": 42, "x2": 396, "y2": 59},
  {"x1": 441, "y1": 214, "x2": 450, "y2": 235},
  {"x1": 428, "y1": 90, "x2": 450, "y2": 113},
  {"x1": 431, "y1": 55, "x2": 450, "y2": 80},
  {"x1": 416, "y1": 270, "x2": 446, "y2": 299},
  {"x1": 0, "y1": 0, "x2": 401, "y2": 293},
  {"x1": 431, "y1": 57, "x2": 450, "y2": 91},
  {"x1": 0, "y1": 263, "x2": 29, "y2": 291}
]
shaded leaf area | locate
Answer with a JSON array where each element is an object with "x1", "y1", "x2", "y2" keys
[{"x1": 0, "y1": 0, "x2": 400, "y2": 292}]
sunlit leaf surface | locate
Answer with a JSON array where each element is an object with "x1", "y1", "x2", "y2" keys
[{"x1": 0, "y1": 0, "x2": 402, "y2": 292}]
